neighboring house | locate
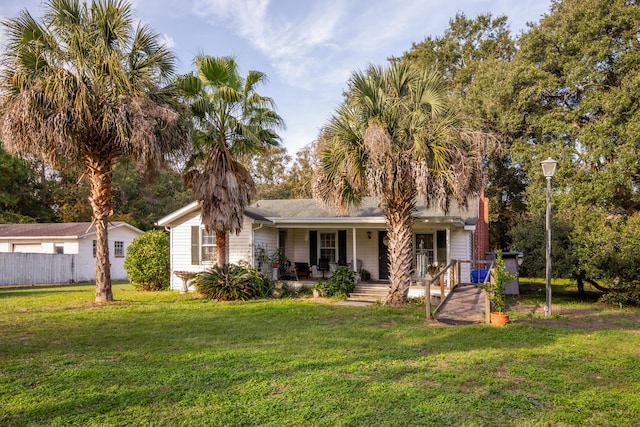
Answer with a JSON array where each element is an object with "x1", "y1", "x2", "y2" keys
[
  {"x1": 0, "y1": 222, "x2": 143, "y2": 283},
  {"x1": 157, "y1": 197, "x2": 489, "y2": 292}
]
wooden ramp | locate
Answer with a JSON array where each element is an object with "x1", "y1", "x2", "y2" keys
[{"x1": 434, "y1": 283, "x2": 487, "y2": 325}]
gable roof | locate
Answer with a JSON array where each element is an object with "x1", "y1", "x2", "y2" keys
[
  {"x1": 0, "y1": 222, "x2": 143, "y2": 239},
  {"x1": 157, "y1": 196, "x2": 479, "y2": 227},
  {"x1": 155, "y1": 201, "x2": 274, "y2": 227}
]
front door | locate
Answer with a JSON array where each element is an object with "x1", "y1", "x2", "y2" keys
[{"x1": 378, "y1": 231, "x2": 389, "y2": 280}]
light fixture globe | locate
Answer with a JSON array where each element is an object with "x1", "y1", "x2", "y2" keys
[{"x1": 541, "y1": 157, "x2": 558, "y2": 178}]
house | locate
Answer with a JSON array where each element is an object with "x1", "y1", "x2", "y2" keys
[
  {"x1": 0, "y1": 222, "x2": 143, "y2": 283},
  {"x1": 157, "y1": 196, "x2": 489, "y2": 292}
]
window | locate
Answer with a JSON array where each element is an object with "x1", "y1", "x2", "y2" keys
[
  {"x1": 201, "y1": 229, "x2": 216, "y2": 262},
  {"x1": 93, "y1": 240, "x2": 96, "y2": 257},
  {"x1": 192, "y1": 226, "x2": 217, "y2": 264},
  {"x1": 54, "y1": 244, "x2": 64, "y2": 254},
  {"x1": 114, "y1": 241, "x2": 124, "y2": 257},
  {"x1": 320, "y1": 232, "x2": 336, "y2": 263}
]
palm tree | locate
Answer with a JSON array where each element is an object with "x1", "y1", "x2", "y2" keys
[
  {"x1": 180, "y1": 55, "x2": 284, "y2": 267},
  {"x1": 0, "y1": 0, "x2": 190, "y2": 302},
  {"x1": 313, "y1": 62, "x2": 486, "y2": 306}
]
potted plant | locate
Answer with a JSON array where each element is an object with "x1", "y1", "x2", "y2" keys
[
  {"x1": 312, "y1": 280, "x2": 326, "y2": 298},
  {"x1": 358, "y1": 268, "x2": 370, "y2": 281},
  {"x1": 269, "y1": 250, "x2": 282, "y2": 280},
  {"x1": 483, "y1": 250, "x2": 517, "y2": 326}
]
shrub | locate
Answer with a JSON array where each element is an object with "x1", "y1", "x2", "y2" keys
[
  {"x1": 481, "y1": 250, "x2": 517, "y2": 313},
  {"x1": 124, "y1": 230, "x2": 170, "y2": 291},
  {"x1": 315, "y1": 266, "x2": 355, "y2": 298},
  {"x1": 195, "y1": 262, "x2": 273, "y2": 301}
]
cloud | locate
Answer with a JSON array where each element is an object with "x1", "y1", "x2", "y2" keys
[
  {"x1": 192, "y1": 0, "x2": 346, "y2": 87},
  {"x1": 158, "y1": 33, "x2": 175, "y2": 49}
]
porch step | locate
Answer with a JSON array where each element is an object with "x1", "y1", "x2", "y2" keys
[{"x1": 347, "y1": 283, "x2": 390, "y2": 303}]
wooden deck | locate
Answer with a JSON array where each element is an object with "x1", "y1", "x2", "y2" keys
[{"x1": 434, "y1": 283, "x2": 487, "y2": 325}]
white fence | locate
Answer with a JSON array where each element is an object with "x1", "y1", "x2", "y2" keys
[{"x1": 0, "y1": 253, "x2": 85, "y2": 286}]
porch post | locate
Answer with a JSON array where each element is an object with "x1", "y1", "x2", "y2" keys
[
  {"x1": 446, "y1": 227, "x2": 451, "y2": 288},
  {"x1": 352, "y1": 228, "x2": 357, "y2": 273}
]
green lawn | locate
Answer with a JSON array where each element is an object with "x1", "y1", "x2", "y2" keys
[{"x1": 1, "y1": 281, "x2": 639, "y2": 426}]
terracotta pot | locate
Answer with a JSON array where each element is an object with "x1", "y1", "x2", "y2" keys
[{"x1": 490, "y1": 312, "x2": 509, "y2": 326}]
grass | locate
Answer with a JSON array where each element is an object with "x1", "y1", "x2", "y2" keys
[{"x1": 1, "y1": 281, "x2": 639, "y2": 426}]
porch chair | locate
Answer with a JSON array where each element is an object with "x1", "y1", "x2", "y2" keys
[
  {"x1": 349, "y1": 259, "x2": 363, "y2": 272},
  {"x1": 317, "y1": 257, "x2": 330, "y2": 278},
  {"x1": 294, "y1": 262, "x2": 310, "y2": 279}
]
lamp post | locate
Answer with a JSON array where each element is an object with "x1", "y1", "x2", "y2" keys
[{"x1": 540, "y1": 157, "x2": 557, "y2": 317}]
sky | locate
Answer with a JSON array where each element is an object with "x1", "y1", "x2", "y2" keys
[{"x1": 0, "y1": 0, "x2": 552, "y2": 156}]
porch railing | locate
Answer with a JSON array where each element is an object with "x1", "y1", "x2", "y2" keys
[
  {"x1": 443, "y1": 259, "x2": 495, "y2": 324},
  {"x1": 425, "y1": 260, "x2": 457, "y2": 321}
]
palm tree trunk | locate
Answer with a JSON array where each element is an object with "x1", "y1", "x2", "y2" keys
[
  {"x1": 384, "y1": 197, "x2": 415, "y2": 307},
  {"x1": 216, "y1": 231, "x2": 227, "y2": 268},
  {"x1": 88, "y1": 158, "x2": 113, "y2": 302}
]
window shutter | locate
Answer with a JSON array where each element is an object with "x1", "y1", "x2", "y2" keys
[
  {"x1": 309, "y1": 230, "x2": 317, "y2": 266},
  {"x1": 191, "y1": 226, "x2": 200, "y2": 265},
  {"x1": 338, "y1": 230, "x2": 347, "y2": 264}
]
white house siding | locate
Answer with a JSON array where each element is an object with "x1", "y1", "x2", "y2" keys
[
  {"x1": 106, "y1": 226, "x2": 138, "y2": 281},
  {"x1": 11, "y1": 243, "x2": 43, "y2": 253},
  {"x1": 288, "y1": 229, "x2": 308, "y2": 264},
  {"x1": 71, "y1": 227, "x2": 139, "y2": 282},
  {"x1": 449, "y1": 228, "x2": 472, "y2": 283},
  {"x1": 355, "y1": 228, "x2": 382, "y2": 280},
  {"x1": 228, "y1": 221, "x2": 252, "y2": 265},
  {"x1": 0, "y1": 227, "x2": 139, "y2": 285},
  {"x1": 282, "y1": 226, "x2": 383, "y2": 280},
  {"x1": 253, "y1": 226, "x2": 278, "y2": 260},
  {"x1": 167, "y1": 212, "x2": 209, "y2": 291}
]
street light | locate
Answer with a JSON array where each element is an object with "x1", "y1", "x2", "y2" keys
[{"x1": 540, "y1": 157, "x2": 557, "y2": 317}]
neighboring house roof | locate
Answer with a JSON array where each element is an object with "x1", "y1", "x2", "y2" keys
[
  {"x1": 157, "y1": 196, "x2": 479, "y2": 228},
  {"x1": 0, "y1": 222, "x2": 143, "y2": 239}
]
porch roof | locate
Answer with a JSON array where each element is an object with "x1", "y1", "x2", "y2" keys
[
  {"x1": 248, "y1": 196, "x2": 478, "y2": 227},
  {"x1": 156, "y1": 196, "x2": 479, "y2": 228}
]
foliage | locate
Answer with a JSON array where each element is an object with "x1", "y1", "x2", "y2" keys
[
  {"x1": 179, "y1": 55, "x2": 285, "y2": 267},
  {"x1": 358, "y1": 268, "x2": 370, "y2": 281},
  {"x1": 401, "y1": 2, "x2": 640, "y2": 295},
  {"x1": 0, "y1": 144, "x2": 57, "y2": 223},
  {"x1": 571, "y1": 208, "x2": 640, "y2": 306},
  {"x1": 195, "y1": 262, "x2": 273, "y2": 301},
  {"x1": 246, "y1": 142, "x2": 317, "y2": 200},
  {"x1": 482, "y1": 250, "x2": 517, "y2": 313},
  {"x1": 400, "y1": 13, "x2": 520, "y2": 251},
  {"x1": 242, "y1": 145, "x2": 292, "y2": 200},
  {"x1": 110, "y1": 159, "x2": 193, "y2": 231},
  {"x1": 124, "y1": 230, "x2": 170, "y2": 291},
  {"x1": 508, "y1": 213, "x2": 576, "y2": 279},
  {"x1": 268, "y1": 249, "x2": 284, "y2": 267},
  {"x1": 399, "y1": 12, "x2": 516, "y2": 107},
  {"x1": 0, "y1": 0, "x2": 189, "y2": 302},
  {"x1": 314, "y1": 61, "x2": 486, "y2": 306},
  {"x1": 2, "y1": 282, "x2": 640, "y2": 426},
  {"x1": 314, "y1": 266, "x2": 355, "y2": 298},
  {"x1": 500, "y1": 0, "x2": 640, "y2": 304}
]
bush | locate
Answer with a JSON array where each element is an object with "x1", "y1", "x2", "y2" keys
[
  {"x1": 195, "y1": 262, "x2": 273, "y2": 301},
  {"x1": 124, "y1": 230, "x2": 170, "y2": 291},
  {"x1": 315, "y1": 266, "x2": 355, "y2": 298},
  {"x1": 481, "y1": 250, "x2": 517, "y2": 313}
]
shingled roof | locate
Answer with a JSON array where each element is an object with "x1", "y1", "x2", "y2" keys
[
  {"x1": 0, "y1": 222, "x2": 141, "y2": 238},
  {"x1": 246, "y1": 196, "x2": 479, "y2": 225},
  {"x1": 157, "y1": 196, "x2": 480, "y2": 227}
]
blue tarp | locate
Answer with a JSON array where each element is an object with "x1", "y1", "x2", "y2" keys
[{"x1": 471, "y1": 269, "x2": 489, "y2": 283}]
